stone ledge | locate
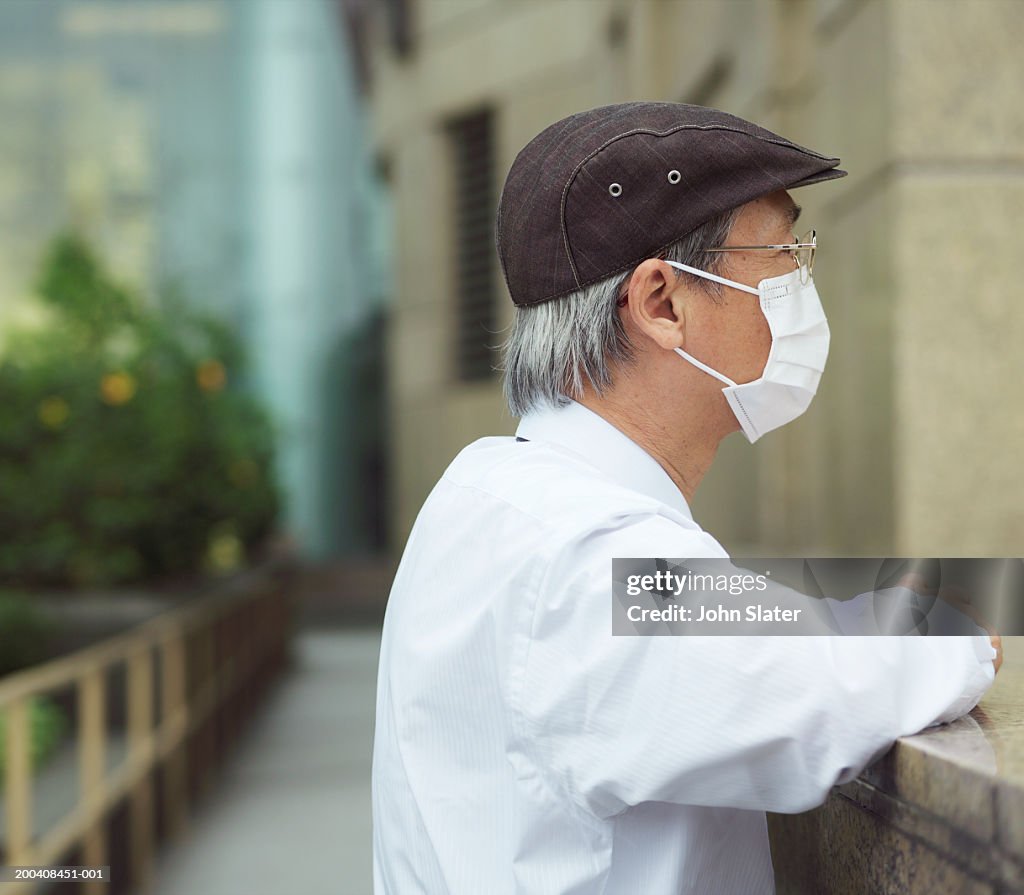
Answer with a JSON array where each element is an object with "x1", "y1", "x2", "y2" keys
[{"x1": 770, "y1": 638, "x2": 1024, "y2": 894}]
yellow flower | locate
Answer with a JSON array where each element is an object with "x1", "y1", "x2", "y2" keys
[
  {"x1": 38, "y1": 396, "x2": 70, "y2": 429},
  {"x1": 206, "y1": 530, "x2": 242, "y2": 573},
  {"x1": 100, "y1": 371, "x2": 136, "y2": 405},
  {"x1": 196, "y1": 359, "x2": 226, "y2": 392},
  {"x1": 228, "y1": 457, "x2": 259, "y2": 488}
]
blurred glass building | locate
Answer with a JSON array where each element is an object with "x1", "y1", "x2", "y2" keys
[{"x1": 0, "y1": 0, "x2": 391, "y2": 560}]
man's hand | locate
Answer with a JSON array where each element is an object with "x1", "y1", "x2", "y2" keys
[
  {"x1": 990, "y1": 631, "x2": 1003, "y2": 674},
  {"x1": 897, "y1": 572, "x2": 1002, "y2": 675}
]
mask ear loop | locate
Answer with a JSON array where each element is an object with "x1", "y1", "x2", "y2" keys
[
  {"x1": 672, "y1": 347, "x2": 737, "y2": 387},
  {"x1": 616, "y1": 257, "x2": 761, "y2": 307},
  {"x1": 662, "y1": 259, "x2": 756, "y2": 387},
  {"x1": 663, "y1": 260, "x2": 760, "y2": 296},
  {"x1": 619, "y1": 259, "x2": 759, "y2": 385}
]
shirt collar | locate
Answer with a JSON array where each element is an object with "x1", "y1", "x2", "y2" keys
[{"x1": 515, "y1": 399, "x2": 693, "y2": 520}]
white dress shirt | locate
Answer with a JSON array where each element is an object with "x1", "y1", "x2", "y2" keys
[{"x1": 372, "y1": 398, "x2": 996, "y2": 894}]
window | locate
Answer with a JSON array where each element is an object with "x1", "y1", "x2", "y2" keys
[
  {"x1": 446, "y1": 108, "x2": 496, "y2": 382},
  {"x1": 383, "y1": 0, "x2": 413, "y2": 58}
]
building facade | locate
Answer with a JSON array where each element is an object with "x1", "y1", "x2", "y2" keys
[{"x1": 363, "y1": 0, "x2": 1023, "y2": 558}]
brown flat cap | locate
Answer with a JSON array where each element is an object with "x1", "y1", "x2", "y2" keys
[{"x1": 495, "y1": 102, "x2": 846, "y2": 307}]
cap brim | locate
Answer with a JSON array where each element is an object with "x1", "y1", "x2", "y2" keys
[{"x1": 788, "y1": 167, "x2": 848, "y2": 189}]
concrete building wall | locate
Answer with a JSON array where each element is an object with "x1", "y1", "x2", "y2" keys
[
  {"x1": 366, "y1": 0, "x2": 1023, "y2": 557},
  {"x1": 889, "y1": 0, "x2": 1024, "y2": 555}
]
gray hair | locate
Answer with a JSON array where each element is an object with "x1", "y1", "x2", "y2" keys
[{"x1": 500, "y1": 207, "x2": 739, "y2": 417}]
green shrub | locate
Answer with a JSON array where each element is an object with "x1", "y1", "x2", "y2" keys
[
  {"x1": 0, "y1": 591, "x2": 56, "y2": 677},
  {"x1": 0, "y1": 696, "x2": 68, "y2": 782},
  {"x1": 0, "y1": 233, "x2": 281, "y2": 587}
]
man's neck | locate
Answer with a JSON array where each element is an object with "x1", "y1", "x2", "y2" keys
[{"x1": 576, "y1": 392, "x2": 726, "y2": 504}]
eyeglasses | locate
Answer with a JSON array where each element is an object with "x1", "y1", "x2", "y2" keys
[{"x1": 705, "y1": 228, "x2": 816, "y2": 284}]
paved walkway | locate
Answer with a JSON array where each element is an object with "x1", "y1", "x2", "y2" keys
[{"x1": 148, "y1": 628, "x2": 381, "y2": 895}]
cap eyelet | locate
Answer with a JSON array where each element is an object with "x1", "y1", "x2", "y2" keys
[
  {"x1": 667, "y1": 169, "x2": 681, "y2": 184},
  {"x1": 608, "y1": 182, "x2": 622, "y2": 197}
]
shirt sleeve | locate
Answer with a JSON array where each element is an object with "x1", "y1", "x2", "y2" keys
[
  {"x1": 823, "y1": 589, "x2": 996, "y2": 729},
  {"x1": 512, "y1": 513, "x2": 998, "y2": 820}
]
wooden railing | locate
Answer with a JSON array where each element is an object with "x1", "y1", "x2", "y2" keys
[{"x1": 1, "y1": 555, "x2": 297, "y2": 894}]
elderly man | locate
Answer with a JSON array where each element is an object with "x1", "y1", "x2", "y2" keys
[{"x1": 372, "y1": 103, "x2": 999, "y2": 894}]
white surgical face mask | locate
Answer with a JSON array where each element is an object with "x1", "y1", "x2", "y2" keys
[{"x1": 664, "y1": 260, "x2": 830, "y2": 443}]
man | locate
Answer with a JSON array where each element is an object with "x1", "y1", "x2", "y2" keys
[{"x1": 372, "y1": 103, "x2": 1000, "y2": 894}]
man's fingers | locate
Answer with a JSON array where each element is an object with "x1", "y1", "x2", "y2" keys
[
  {"x1": 896, "y1": 572, "x2": 935, "y2": 595},
  {"x1": 991, "y1": 633, "x2": 1003, "y2": 675},
  {"x1": 887, "y1": 573, "x2": 1000, "y2": 672}
]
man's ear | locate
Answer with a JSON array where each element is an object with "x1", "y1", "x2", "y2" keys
[{"x1": 621, "y1": 259, "x2": 689, "y2": 351}]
